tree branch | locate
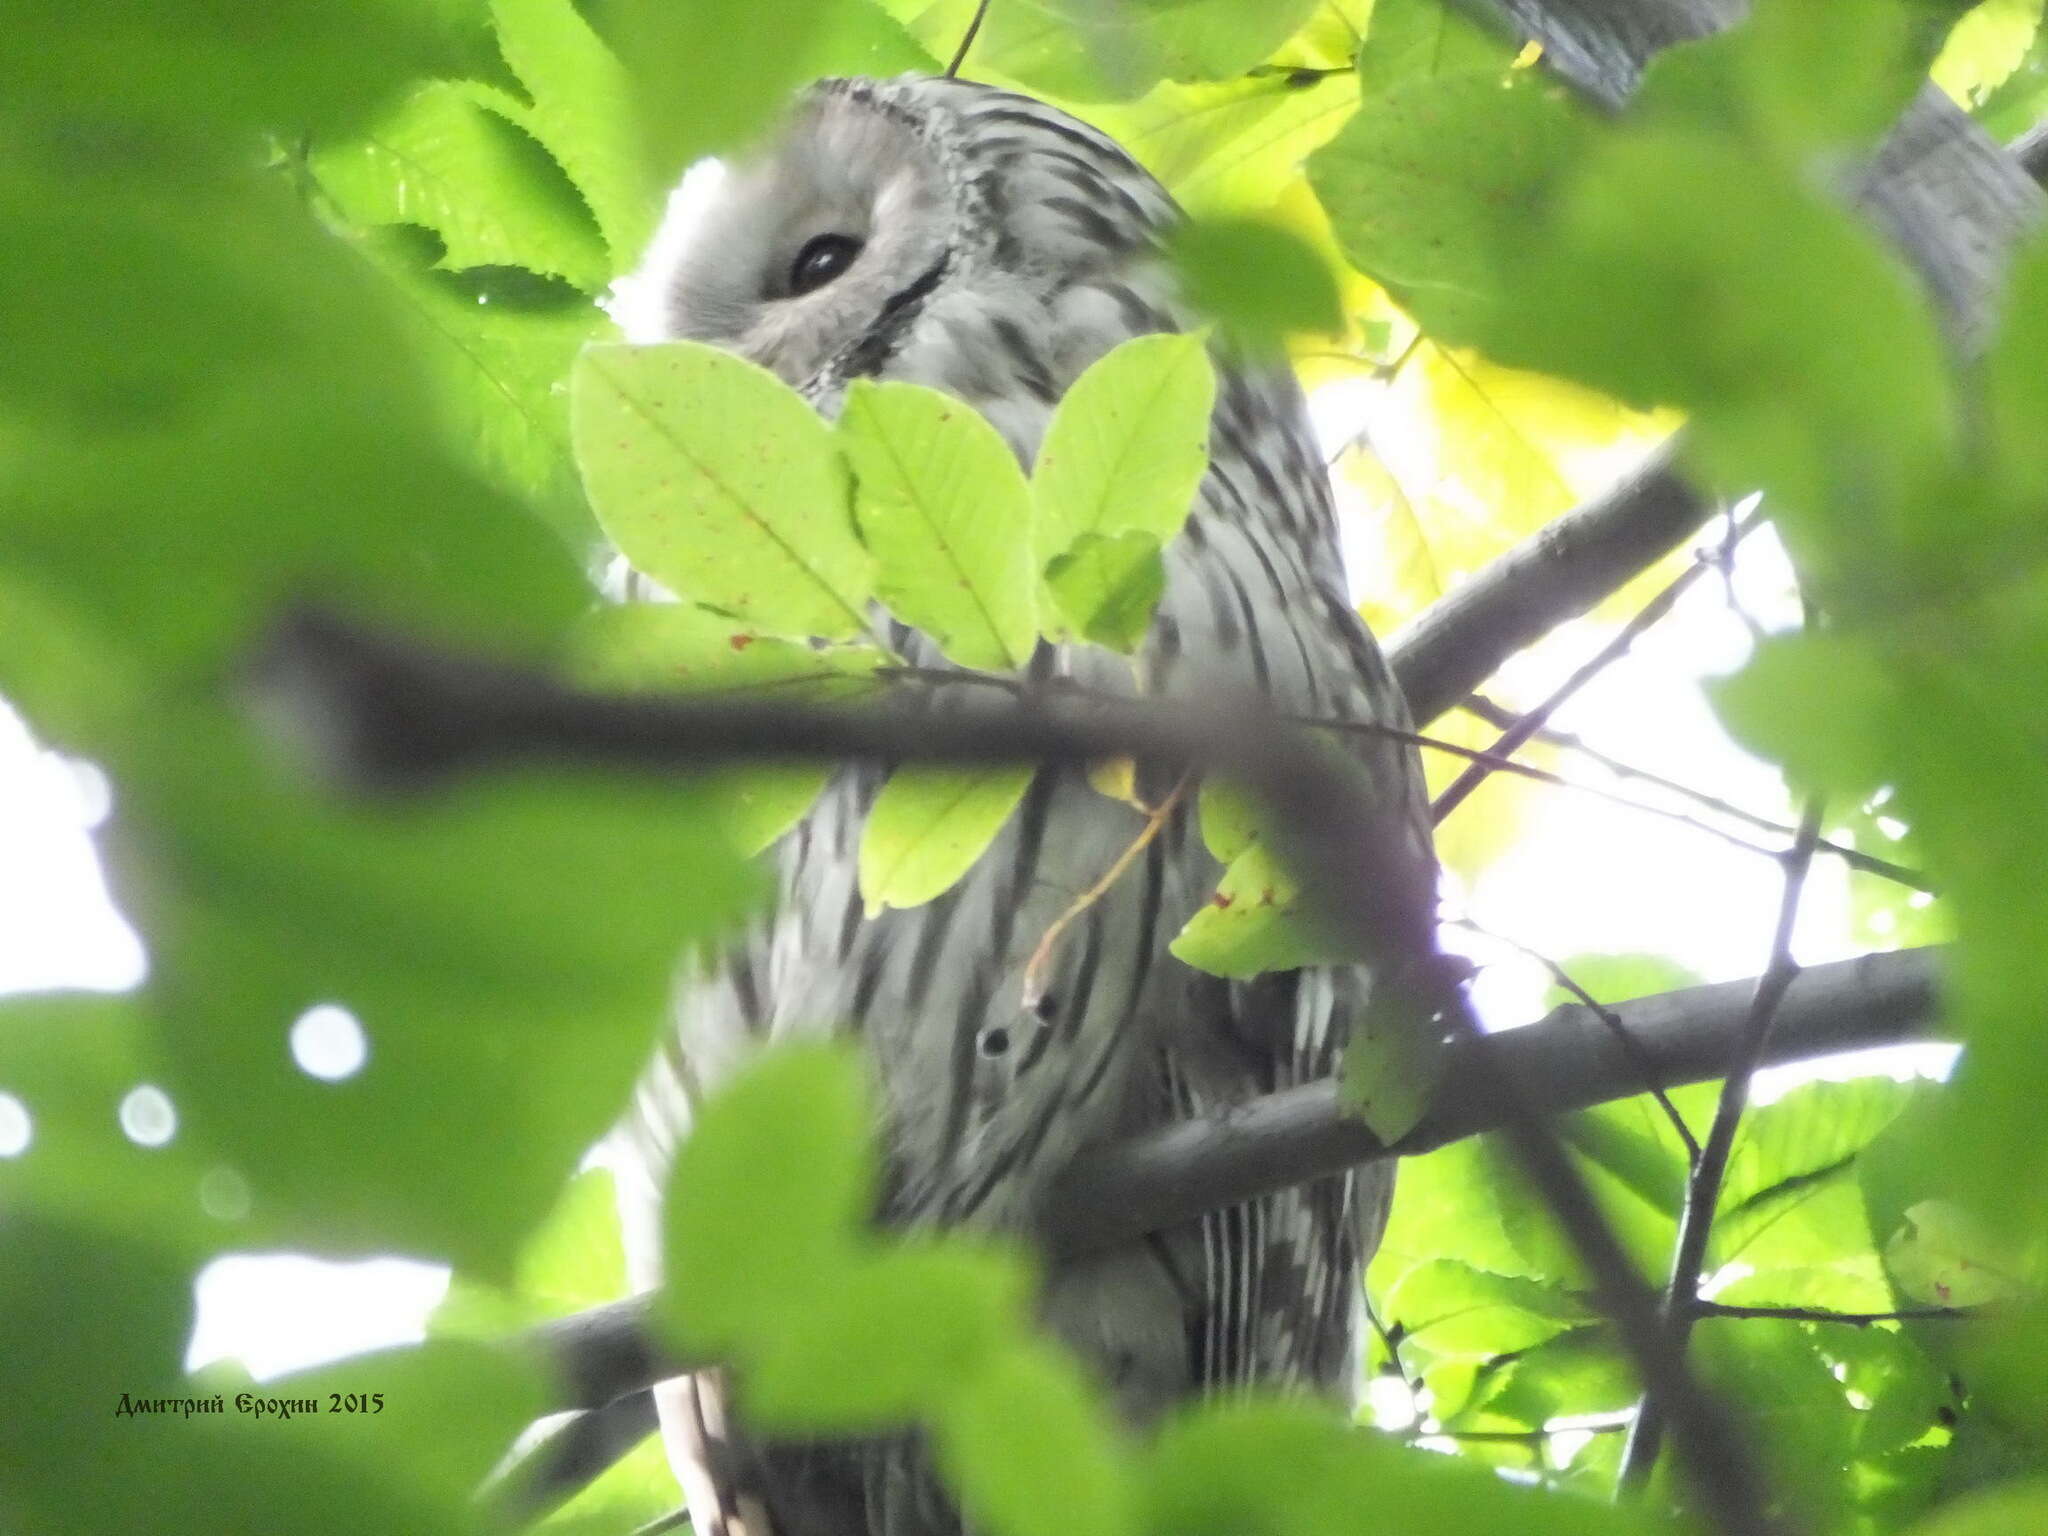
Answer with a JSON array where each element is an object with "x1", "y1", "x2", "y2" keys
[
  {"x1": 1619, "y1": 801, "x2": 1825, "y2": 1491},
  {"x1": 1387, "y1": 454, "x2": 1710, "y2": 729},
  {"x1": 1386, "y1": 4, "x2": 2043, "y2": 735},
  {"x1": 500, "y1": 945, "x2": 1942, "y2": 1517},
  {"x1": 517, "y1": 946, "x2": 1942, "y2": 1407}
]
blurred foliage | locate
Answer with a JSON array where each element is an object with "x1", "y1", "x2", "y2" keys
[{"x1": 1, "y1": 1, "x2": 2046, "y2": 1535}]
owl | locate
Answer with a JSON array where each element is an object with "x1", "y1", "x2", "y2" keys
[{"x1": 610, "y1": 74, "x2": 1437, "y2": 1536}]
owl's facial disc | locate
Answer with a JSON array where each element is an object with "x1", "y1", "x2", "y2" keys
[{"x1": 639, "y1": 79, "x2": 966, "y2": 394}]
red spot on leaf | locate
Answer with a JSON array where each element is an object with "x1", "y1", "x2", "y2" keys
[
  {"x1": 729, "y1": 634, "x2": 756, "y2": 652},
  {"x1": 1211, "y1": 892, "x2": 1235, "y2": 909}
]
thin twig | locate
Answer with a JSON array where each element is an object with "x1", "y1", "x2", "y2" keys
[
  {"x1": 1692, "y1": 1302, "x2": 1977, "y2": 1326},
  {"x1": 263, "y1": 609, "x2": 1788, "y2": 1536},
  {"x1": 1432, "y1": 513, "x2": 1758, "y2": 825},
  {"x1": 883, "y1": 664, "x2": 1910, "y2": 885},
  {"x1": 1459, "y1": 695, "x2": 1933, "y2": 892},
  {"x1": 1021, "y1": 773, "x2": 1190, "y2": 1008},
  {"x1": 1618, "y1": 801, "x2": 1826, "y2": 1495},
  {"x1": 1452, "y1": 917, "x2": 1702, "y2": 1166},
  {"x1": 944, "y1": 0, "x2": 994, "y2": 77},
  {"x1": 628, "y1": 1508, "x2": 693, "y2": 1536}
]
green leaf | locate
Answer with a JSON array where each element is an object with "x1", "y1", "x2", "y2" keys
[
  {"x1": 1141, "y1": 0, "x2": 1322, "y2": 82},
  {"x1": 1344, "y1": 976, "x2": 1448, "y2": 1144},
  {"x1": 1195, "y1": 780, "x2": 1263, "y2": 864},
  {"x1": 1935, "y1": 0, "x2": 2048, "y2": 104},
  {"x1": 489, "y1": 0, "x2": 657, "y2": 265},
  {"x1": 434, "y1": 1168, "x2": 630, "y2": 1339},
  {"x1": 313, "y1": 80, "x2": 611, "y2": 289},
  {"x1": 265, "y1": 1338, "x2": 546, "y2": 1511},
  {"x1": 1308, "y1": 72, "x2": 1591, "y2": 350},
  {"x1": 572, "y1": 340, "x2": 875, "y2": 640},
  {"x1": 1499, "y1": 132, "x2": 1956, "y2": 556},
  {"x1": 859, "y1": 765, "x2": 1036, "y2": 913},
  {"x1": 660, "y1": 1043, "x2": 875, "y2": 1353},
  {"x1": 607, "y1": 0, "x2": 847, "y2": 183},
  {"x1": 568, "y1": 604, "x2": 886, "y2": 849},
  {"x1": 1984, "y1": 225, "x2": 2048, "y2": 508},
  {"x1": 1637, "y1": 0, "x2": 1947, "y2": 151},
  {"x1": 1383, "y1": 1259, "x2": 1591, "y2": 1357},
  {"x1": 1095, "y1": 71, "x2": 1359, "y2": 214},
  {"x1": 1145, "y1": 1397, "x2": 1663, "y2": 1536},
  {"x1": 125, "y1": 727, "x2": 760, "y2": 1277},
  {"x1": 1165, "y1": 218, "x2": 1343, "y2": 350},
  {"x1": 1357, "y1": 0, "x2": 1512, "y2": 90},
  {"x1": 1045, "y1": 531, "x2": 1167, "y2": 652},
  {"x1": 1034, "y1": 333, "x2": 1216, "y2": 560},
  {"x1": 1885, "y1": 1200, "x2": 2034, "y2": 1308},
  {"x1": 1169, "y1": 840, "x2": 1333, "y2": 978},
  {"x1": 0, "y1": 1217, "x2": 472, "y2": 1535},
  {"x1": 352, "y1": 238, "x2": 606, "y2": 551},
  {"x1": 1712, "y1": 632, "x2": 1897, "y2": 800},
  {"x1": 745, "y1": 1239, "x2": 1038, "y2": 1431},
  {"x1": 936, "y1": 1340, "x2": 1136, "y2": 1536},
  {"x1": 840, "y1": 379, "x2": 1038, "y2": 670},
  {"x1": 1911, "y1": 1483, "x2": 2048, "y2": 1536},
  {"x1": 3, "y1": 0, "x2": 451, "y2": 137}
]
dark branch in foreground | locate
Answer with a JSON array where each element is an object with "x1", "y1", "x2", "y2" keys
[{"x1": 263, "y1": 609, "x2": 1785, "y2": 1536}]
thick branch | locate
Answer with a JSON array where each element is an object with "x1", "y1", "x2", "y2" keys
[
  {"x1": 525, "y1": 946, "x2": 1942, "y2": 1414},
  {"x1": 1386, "y1": 4, "x2": 2043, "y2": 733},
  {"x1": 1388, "y1": 456, "x2": 1709, "y2": 728}
]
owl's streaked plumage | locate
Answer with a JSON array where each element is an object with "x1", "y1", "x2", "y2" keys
[{"x1": 612, "y1": 74, "x2": 1436, "y2": 1536}]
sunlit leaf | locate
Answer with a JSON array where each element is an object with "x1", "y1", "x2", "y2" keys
[
  {"x1": 313, "y1": 80, "x2": 611, "y2": 288},
  {"x1": 1933, "y1": 0, "x2": 2046, "y2": 105},
  {"x1": 1356, "y1": 0, "x2": 1511, "y2": 90},
  {"x1": 1045, "y1": 530, "x2": 1167, "y2": 651},
  {"x1": 1309, "y1": 72, "x2": 1591, "y2": 349},
  {"x1": 860, "y1": 765, "x2": 1036, "y2": 913},
  {"x1": 841, "y1": 378, "x2": 1038, "y2": 671},
  {"x1": 1034, "y1": 333, "x2": 1216, "y2": 558},
  {"x1": 572, "y1": 340, "x2": 875, "y2": 640},
  {"x1": 489, "y1": 0, "x2": 656, "y2": 265}
]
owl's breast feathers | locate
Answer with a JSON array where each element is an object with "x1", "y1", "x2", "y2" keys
[{"x1": 618, "y1": 73, "x2": 1436, "y2": 1536}]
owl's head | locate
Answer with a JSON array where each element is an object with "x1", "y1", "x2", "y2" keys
[{"x1": 627, "y1": 76, "x2": 1180, "y2": 423}]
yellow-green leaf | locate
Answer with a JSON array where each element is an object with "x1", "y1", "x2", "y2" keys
[
  {"x1": 840, "y1": 379, "x2": 1037, "y2": 670},
  {"x1": 1033, "y1": 333, "x2": 1216, "y2": 558},
  {"x1": 1044, "y1": 530, "x2": 1165, "y2": 651},
  {"x1": 567, "y1": 603, "x2": 883, "y2": 851},
  {"x1": 1170, "y1": 841, "x2": 1337, "y2": 978},
  {"x1": 859, "y1": 765, "x2": 1035, "y2": 913},
  {"x1": 571, "y1": 341, "x2": 874, "y2": 640}
]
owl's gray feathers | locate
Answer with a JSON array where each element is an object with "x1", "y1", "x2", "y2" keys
[{"x1": 613, "y1": 73, "x2": 1434, "y2": 1536}]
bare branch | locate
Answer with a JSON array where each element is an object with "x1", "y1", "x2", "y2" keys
[
  {"x1": 1619, "y1": 801, "x2": 1826, "y2": 1492},
  {"x1": 1459, "y1": 695, "x2": 1933, "y2": 890},
  {"x1": 1693, "y1": 1302, "x2": 1977, "y2": 1327},
  {"x1": 1430, "y1": 514, "x2": 1753, "y2": 823},
  {"x1": 1388, "y1": 456, "x2": 1711, "y2": 728},
  {"x1": 519, "y1": 946, "x2": 1941, "y2": 1411}
]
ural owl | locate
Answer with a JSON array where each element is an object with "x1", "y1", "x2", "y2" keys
[{"x1": 611, "y1": 73, "x2": 1436, "y2": 1536}]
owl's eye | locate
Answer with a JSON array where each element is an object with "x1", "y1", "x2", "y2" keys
[{"x1": 788, "y1": 233, "x2": 863, "y2": 296}]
